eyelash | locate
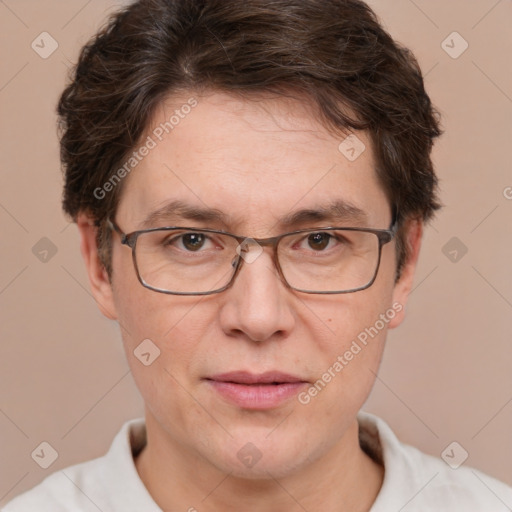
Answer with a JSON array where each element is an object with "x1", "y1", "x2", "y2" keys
[{"x1": 162, "y1": 231, "x2": 348, "y2": 252}]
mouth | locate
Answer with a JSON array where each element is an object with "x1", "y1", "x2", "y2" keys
[
  {"x1": 207, "y1": 371, "x2": 306, "y2": 385},
  {"x1": 204, "y1": 371, "x2": 309, "y2": 409}
]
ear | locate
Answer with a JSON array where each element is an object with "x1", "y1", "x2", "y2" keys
[
  {"x1": 76, "y1": 213, "x2": 118, "y2": 320},
  {"x1": 388, "y1": 218, "x2": 423, "y2": 329}
]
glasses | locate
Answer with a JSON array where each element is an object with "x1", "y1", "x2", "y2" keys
[{"x1": 107, "y1": 216, "x2": 398, "y2": 295}]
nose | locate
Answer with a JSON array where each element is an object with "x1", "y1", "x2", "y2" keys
[{"x1": 218, "y1": 246, "x2": 296, "y2": 343}]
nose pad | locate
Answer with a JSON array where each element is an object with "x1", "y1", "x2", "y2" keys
[
  {"x1": 228, "y1": 237, "x2": 289, "y2": 294},
  {"x1": 236, "y1": 237, "x2": 264, "y2": 264},
  {"x1": 228, "y1": 237, "x2": 267, "y2": 279}
]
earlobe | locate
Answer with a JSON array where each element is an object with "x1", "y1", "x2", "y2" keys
[
  {"x1": 76, "y1": 213, "x2": 118, "y2": 320},
  {"x1": 388, "y1": 219, "x2": 423, "y2": 329}
]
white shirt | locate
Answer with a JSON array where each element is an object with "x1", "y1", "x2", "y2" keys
[{"x1": 4, "y1": 411, "x2": 512, "y2": 511}]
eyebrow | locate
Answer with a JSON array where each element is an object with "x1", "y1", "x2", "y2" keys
[{"x1": 138, "y1": 199, "x2": 368, "y2": 230}]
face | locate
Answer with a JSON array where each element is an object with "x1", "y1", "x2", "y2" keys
[{"x1": 80, "y1": 90, "x2": 419, "y2": 479}]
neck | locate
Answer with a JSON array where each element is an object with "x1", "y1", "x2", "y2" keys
[{"x1": 135, "y1": 412, "x2": 384, "y2": 512}]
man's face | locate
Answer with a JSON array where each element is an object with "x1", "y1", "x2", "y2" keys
[{"x1": 94, "y1": 91, "x2": 414, "y2": 478}]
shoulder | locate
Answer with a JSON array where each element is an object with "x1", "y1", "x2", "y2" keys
[
  {"x1": 394, "y1": 441, "x2": 512, "y2": 511},
  {"x1": 2, "y1": 457, "x2": 108, "y2": 512},
  {"x1": 358, "y1": 411, "x2": 512, "y2": 511},
  {"x1": 3, "y1": 417, "x2": 156, "y2": 512}
]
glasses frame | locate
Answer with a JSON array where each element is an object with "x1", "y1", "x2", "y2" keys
[{"x1": 107, "y1": 214, "x2": 398, "y2": 296}]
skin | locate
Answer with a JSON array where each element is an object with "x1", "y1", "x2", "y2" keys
[{"x1": 77, "y1": 90, "x2": 422, "y2": 512}]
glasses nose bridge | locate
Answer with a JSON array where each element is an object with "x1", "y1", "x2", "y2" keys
[
  {"x1": 251, "y1": 234, "x2": 281, "y2": 248},
  {"x1": 232, "y1": 233, "x2": 284, "y2": 284},
  {"x1": 241, "y1": 234, "x2": 283, "y2": 262}
]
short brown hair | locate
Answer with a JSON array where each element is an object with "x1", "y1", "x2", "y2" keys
[{"x1": 57, "y1": 0, "x2": 442, "y2": 277}]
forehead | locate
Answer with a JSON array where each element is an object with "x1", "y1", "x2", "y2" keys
[{"x1": 116, "y1": 90, "x2": 390, "y2": 233}]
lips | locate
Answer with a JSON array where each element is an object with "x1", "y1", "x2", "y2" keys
[
  {"x1": 207, "y1": 371, "x2": 305, "y2": 385},
  {"x1": 205, "y1": 371, "x2": 308, "y2": 409}
]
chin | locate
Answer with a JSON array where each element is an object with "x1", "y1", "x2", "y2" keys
[
  {"x1": 204, "y1": 431, "x2": 317, "y2": 481},
  {"x1": 224, "y1": 454, "x2": 310, "y2": 481}
]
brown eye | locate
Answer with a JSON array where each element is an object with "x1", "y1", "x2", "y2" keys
[
  {"x1": 181, "y1": 233, "x2": 206, "y2": 251},
  {"x1": 307, "y1": 232, "x2": 331, "y2": 251}
]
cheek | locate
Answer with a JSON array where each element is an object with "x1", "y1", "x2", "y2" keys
[
  {"x1": 113, "y1": 279, "x2": 211, "y2": 365},
  {"x1": 301, "y1": 247, "x2": 397, "y2": 402},
  {"x1": 298, "y1": 301, "x2": 392, "y2": 424},
  {"x1": 112, "y1": 275, "x2": 214, "y2": 433},
  {"x1": 110, "y1": 249, "x2": 211, "y2": 391},
  {"x1": 111, "y1": 245, "x2": 204, "y2": 341},
  {"x1": 312, "y1": 272, "x2": 395, "y2": 359}
]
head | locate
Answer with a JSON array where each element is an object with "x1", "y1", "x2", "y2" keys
[{"x1": 59, "y1": 0, "x2": 441, "y2": 479}]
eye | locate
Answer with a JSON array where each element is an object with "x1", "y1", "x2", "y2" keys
[
  {"x1": 180, "y1": 233, "x2": 207, "y2": 251},
  {"x1": 305, "y1": 232, "x2": 333, "y2": 251},
  {"x1": 291, "y1": 231, "x2": 352, "y2": 254},
  {"x1": 165, "y1": 232, "x2": 214, "y2": 252}
]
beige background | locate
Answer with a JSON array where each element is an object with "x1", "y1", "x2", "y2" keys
[{"x1": 1, "y1": 0, "x2": 511, "y2": 505}]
